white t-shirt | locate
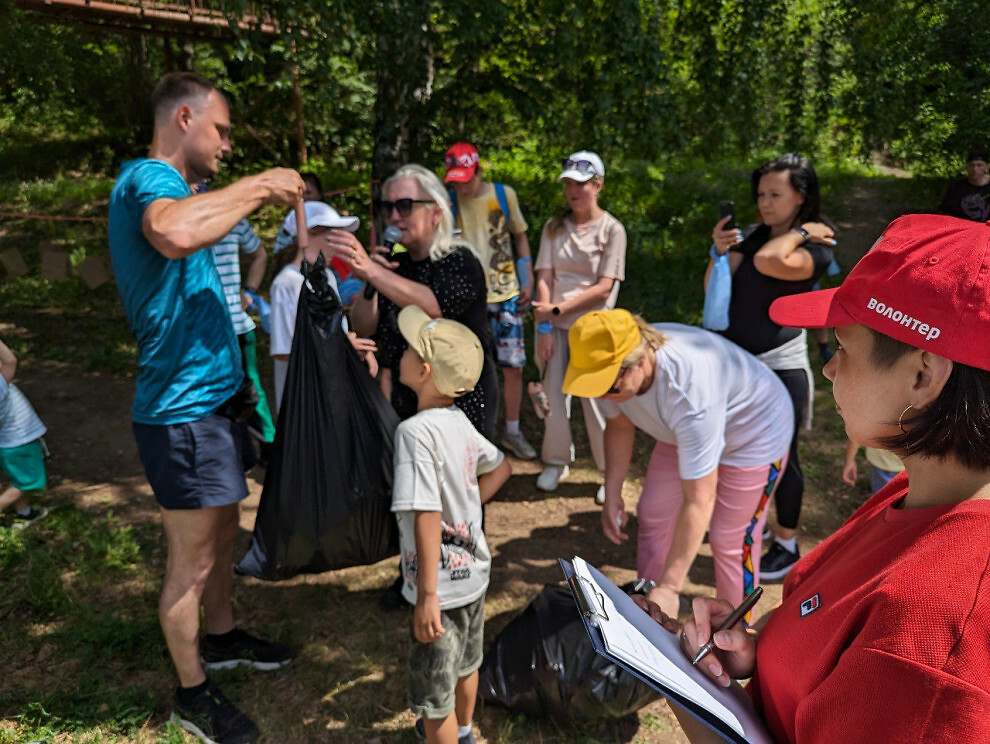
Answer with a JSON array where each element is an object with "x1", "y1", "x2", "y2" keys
[
  {"x1": 391, "y1": 406, "x2": 504, "y2": 610},
  {"x1": 0, "y1": 377, "x2": 47, "y2": 449},
  {"x1": 598, "y1": 324, "x2": 792, "y2": 480},
  {"x1": 270, "y1": 264, "x2": 343, "y2": 413},
  {"x1": 269, "y1": 265, "x2": 342, "y2": 356}
]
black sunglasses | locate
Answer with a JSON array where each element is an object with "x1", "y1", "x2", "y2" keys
[
  {"x1": 561, "y1": 158, "x2": 599, "y2": 175},
  {"x1": 376, "y1": 198, "x2": 434, "y2": 217},
  {"x1": 607, "y1": 366, "x2": 629, "y2": 395}
]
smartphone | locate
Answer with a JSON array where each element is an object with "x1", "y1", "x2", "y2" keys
[{"x1": 718, "y1": 200, "x2": 735, "y2": 231}]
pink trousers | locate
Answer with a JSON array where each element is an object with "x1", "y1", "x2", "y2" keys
[{"x1": 636, "y1": 441, "x2": 785, "y2": 606}]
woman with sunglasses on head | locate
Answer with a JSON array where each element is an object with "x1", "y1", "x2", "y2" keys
[
  {"x1": 530, "y1": 151, "x2": 627, "y2": 495},
  {"x1": 665, "y1": 214, "x2": 990, "y2": 744},
  {"x1": 562, "y1": 309, "x2": 792, "y2": 620},
  {"x1": 705, "y1": 153, "x2": 836, "y2": 581},
  {"x1": 327, "y1": 164, "x2": 497, "y2": 439}
]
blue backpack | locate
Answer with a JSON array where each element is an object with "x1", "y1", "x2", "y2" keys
[{"x1": 449, "y1": 182, "x2": 511, "y2": 231}]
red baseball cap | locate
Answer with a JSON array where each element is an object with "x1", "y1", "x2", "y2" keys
[
  {"x1": 444, "y1": 143, "x2": 480, "y2": 183},
  {"x1": 770, "y1": 214, "x2": 990, "y2": 371}
]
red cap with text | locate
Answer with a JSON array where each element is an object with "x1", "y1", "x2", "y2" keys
[
  {"x1": 770, "y1": 214, "x2": 990, "y2": 372},
  {"x1": 444, "y1": 143, "x2": 480, "y2": 183}
]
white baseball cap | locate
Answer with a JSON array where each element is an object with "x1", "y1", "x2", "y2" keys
[
  {"x1": 558, "y1": 151, "x2": 605, "y2": 182},
  {"x1": 274, "y1": 201, "x2": 359, "y2": 252}
]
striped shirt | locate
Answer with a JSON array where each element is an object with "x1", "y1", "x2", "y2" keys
[
  {"x1": 0, "y1": 377, "x2": 47, "y2": 449},
  {"x1": 211, "y1": 219, "x2": 261, "y2": 335}
]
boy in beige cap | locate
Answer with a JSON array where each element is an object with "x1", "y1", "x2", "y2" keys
[{"x1": 392, "y1": 305, "x2": 511, "y2": 744}]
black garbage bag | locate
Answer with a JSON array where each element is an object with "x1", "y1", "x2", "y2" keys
[
  {"x1": 479, "y1": 584, "x2": 660, "y2": 724},
  {"x1": 237, "y1": 256, "x2": 400, "y2": 580}
]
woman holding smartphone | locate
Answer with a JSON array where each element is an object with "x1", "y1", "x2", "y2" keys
[{"x1": 704, "y1": 153, "x2": 835, "y2": 580}]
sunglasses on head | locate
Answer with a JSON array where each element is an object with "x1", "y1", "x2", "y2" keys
[
  {"x1": 562, "y1": 158, "x2": 599, "y2": 175},
  {"x1": 445, "y1": 154, "x2": 477, "y2": 169},
  {"x1": 375, "y1": 198, "x2": 434, "y2": 217}
]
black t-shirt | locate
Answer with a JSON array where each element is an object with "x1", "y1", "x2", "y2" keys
[
  {"x1": 939, "y1": 179, "x2": 990, "y2": 222},
  {"x1": 721, "y1": 224, "x2": 834, "y2": 355},
  {"x1": 376, "y1": 246, "x2": 497, "y2": 437}
]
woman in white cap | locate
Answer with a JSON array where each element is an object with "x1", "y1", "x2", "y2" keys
[
  {"x1": 563, "y1": 308, "x2": 792, "y2": 619},
  {"x1": 669, "y1": 214, "x2": 990, "y2": 743},
  {"x1": 530, "y1": 151, "x2": 627, "y2": 495},
  {"x1": 269, "y1": 201, "x2": 374, "y2": 413}
]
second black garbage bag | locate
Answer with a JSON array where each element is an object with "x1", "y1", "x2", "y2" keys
[
  {"x1": 479, "y1": 584, "x2": 660, "y2": 724},
  {"x1": 238, "y1": 256, "x2": 400, "y2": 580}
]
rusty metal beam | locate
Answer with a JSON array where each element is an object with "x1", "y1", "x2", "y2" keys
[{"x1": 13, "y1": 0, "x2": 280, "y2": 41}]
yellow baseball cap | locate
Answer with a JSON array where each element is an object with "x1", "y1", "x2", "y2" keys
[
  {"x1": 562, "y1": 309, "x2": 641, "y2": 398},
  {"x1": 398, "y1": 305, "x2": 484, "y2": 398}
]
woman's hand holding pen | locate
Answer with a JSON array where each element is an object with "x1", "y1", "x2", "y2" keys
[
  {"x1": 680, "y1": 596, "x2": 758, "y2": 687},
  {"x1": 712, "y1": 215, "x2": 743, "y2": 256}
]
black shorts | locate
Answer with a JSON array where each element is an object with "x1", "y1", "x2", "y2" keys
[{"x1": 133, "y1": 414, "x2": 249, "y2": 510}]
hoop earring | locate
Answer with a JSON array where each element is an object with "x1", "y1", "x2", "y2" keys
[{"x1": 898, "y1": 404, "x2": 914, "y2": 435}]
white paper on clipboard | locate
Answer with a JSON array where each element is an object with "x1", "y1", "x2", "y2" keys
[{"x1": 569, "y1": 556, "x2": 772, "y2": 744}]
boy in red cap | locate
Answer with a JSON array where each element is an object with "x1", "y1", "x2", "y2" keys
[{"x1": 444, "y1": 143, "x2": 536, "y2": 460}]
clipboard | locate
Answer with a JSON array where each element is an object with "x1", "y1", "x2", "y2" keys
[{"x1": 561, "y1": 557, "x2": 773, "y2": 744}]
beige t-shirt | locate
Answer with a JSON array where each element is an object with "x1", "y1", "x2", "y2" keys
[
  {"x1": 534, "y1": 211, "x2": 626, "y2": 329},
  {"x1": 453, "y1": 183, "x2": 528, "y2": 303}
]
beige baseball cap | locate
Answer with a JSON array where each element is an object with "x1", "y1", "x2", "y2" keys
[{"x1": 398, "y1": 305, "x2": 484, "y2": 398}]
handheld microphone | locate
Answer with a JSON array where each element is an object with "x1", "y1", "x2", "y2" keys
[{"x1": 363, "y1": 225, "x2": 404, "y2": 300}]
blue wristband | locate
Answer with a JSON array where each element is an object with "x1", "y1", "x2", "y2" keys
[
  {"x1": 537, "y1": 321, "x2": 553, "y2": 335},
  {"x1": 516, "y1": 257, "x2": 532, "y2": 290},
  {"x1": 709, "y1": 244, "x2": 719, "y2": 259}
]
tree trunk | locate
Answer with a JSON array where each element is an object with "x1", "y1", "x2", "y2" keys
[{"x1": 371, "y1": 0, "x2": 435, "y2": 184}]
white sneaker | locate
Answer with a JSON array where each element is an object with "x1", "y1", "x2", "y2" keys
[
  {"x1": 595, "y1": 485, "x2": 606, "y2": 505},
  {"x1": 500, "y1": 431, "x2": 537, "y2": 460},
  {"x1": 536, "y1": 465, "x2": 569, "y2": 492}
]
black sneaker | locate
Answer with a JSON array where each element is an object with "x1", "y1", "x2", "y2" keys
[
  {"x1": 201, "y1": 628, "x2": 293, "y2": 671},
  {"x1": 11, "y1": 506, "x2": 48, "y2": 531},
  {"x1": 414, "y1": 717, "x2": 477, "y2": 744},
  {"x1": 171, "y1": 681, "x2": 260, "y2": 744},
  {"x1": 760, "y1": 541, "x2": 800, "y2": 580}
]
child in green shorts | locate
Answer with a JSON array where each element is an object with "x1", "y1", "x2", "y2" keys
[
  {"x1": 0, "y1": 337, "x2": 48, "y2": 529},
  {"x1": 392, "y1": 306, "x2": 512, "y2": 744}
]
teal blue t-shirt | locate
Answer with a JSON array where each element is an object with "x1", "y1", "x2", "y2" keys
[{"x1": 108, "y1": 158, "x2": 241, "y2": 425}]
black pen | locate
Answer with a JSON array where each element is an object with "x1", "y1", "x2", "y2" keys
[{"x1": 691, "y1": 586, "x2": 763, "y2": 666}]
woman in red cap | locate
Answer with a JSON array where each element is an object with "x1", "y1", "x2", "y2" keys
[{"x1": 672, "y1": 214, "x2": 990, "y2": 743}]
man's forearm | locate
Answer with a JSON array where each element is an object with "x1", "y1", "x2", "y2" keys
[{"x1": 143, "y1": 175, "x2": 273, "y2": 259}]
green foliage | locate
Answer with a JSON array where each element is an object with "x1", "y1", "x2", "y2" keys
[{"x1": 2, "y1": 0, "x2": 986, "y2": 179}]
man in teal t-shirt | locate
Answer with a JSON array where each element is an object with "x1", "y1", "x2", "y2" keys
[{"x1": 108, "y1": 71, "x2": 304, "y2": 744}]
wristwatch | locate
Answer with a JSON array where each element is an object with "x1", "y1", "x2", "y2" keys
[
  {"x1": 551, "y1": 306, "x2": 561, "y2": 316},
  {"x1": 793, "y1": 226, "x2": 810, "y2": 241}
]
